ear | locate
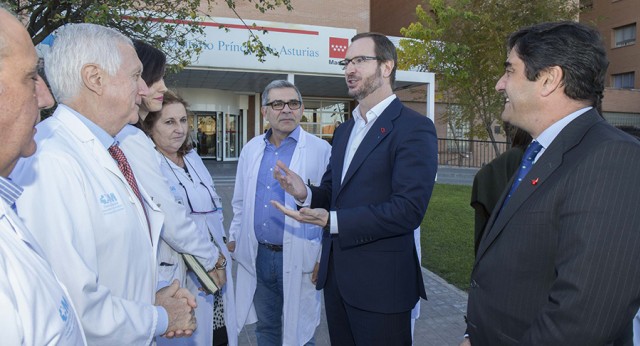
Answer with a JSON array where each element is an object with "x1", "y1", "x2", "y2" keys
[
  {"x1": 81, "y1": 64, "x2": 104, "y2": 96},
  {"x1": 539, "y1": 66, "x2": 563, "y2": 97},
  {"x1": 381, "y1": 60, "x2": 394, "y2": 79}
]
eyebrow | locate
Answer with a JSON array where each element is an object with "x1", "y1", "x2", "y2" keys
[
  {"x1": 269, "y1": 99, "x2": 299, "y2": 102},
  {"x1": 503, "y1": 61, "x2": 512, "y2": 68}
]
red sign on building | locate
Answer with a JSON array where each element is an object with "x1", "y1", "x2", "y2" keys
[{"x1": 329, "y1": 37, "x2": 349, "y2": 59}]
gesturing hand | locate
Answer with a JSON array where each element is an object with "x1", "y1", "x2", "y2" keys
[
  {"x1": 270, "y1": 200, "x2": 328, "y2": 227},
  {"x1": 273, "y1": 160, "x2": 308, "y2": 201}
]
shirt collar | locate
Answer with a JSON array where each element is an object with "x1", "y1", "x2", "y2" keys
[
  {"x1": 353, "y1": 94, "x2": 397, "y2": 124},
  {"x1": 60, "y1": 104, "x2": 117, "y2": 148},
  {"x1": 536, "y1": 107, "x2": 592, "y2": 150},
  {"x1": 0, "y1": 176, "x2": 23, "y2": 206},
  {"x1": 263, "y1": 125, "x2": 301, "y2": 145}
]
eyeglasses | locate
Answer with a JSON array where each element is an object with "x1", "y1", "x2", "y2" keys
[
  {"x1": 162, "y1": 154, "x2": 222, "y2": 215},
  {"x1": 265, "y1": 100, "x2": 302, "y2": 111},
  {"x1": 178, "y1": 181, "x2": 222, "y2": 215},
  {"x1": 338, "y1": 56, "x2": 381, "y2": 70}
]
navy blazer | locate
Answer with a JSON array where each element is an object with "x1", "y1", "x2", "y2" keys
[
  {"x1": 467, "y1": 109, "x2": 640, "y2": 345},
  {"x1": 311, "y1": 98, "x2": 438, "y2": 314}
]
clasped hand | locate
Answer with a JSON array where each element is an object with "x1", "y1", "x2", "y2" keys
[{"x1": 155, "y1": 279, "x2": 197, "y2": 338}]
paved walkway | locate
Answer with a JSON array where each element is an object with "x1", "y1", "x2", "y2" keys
[{"x1": 204, "y1": 161, "x2": 475, "y2": 345}]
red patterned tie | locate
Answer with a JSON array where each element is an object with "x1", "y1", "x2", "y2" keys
[{"x1": 108, "y1": 144, "x2": 152, "y2": 243}]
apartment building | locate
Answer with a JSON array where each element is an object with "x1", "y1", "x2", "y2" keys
[{"x1": 580, "y1": 0, "x2": 640, "y2": 129}]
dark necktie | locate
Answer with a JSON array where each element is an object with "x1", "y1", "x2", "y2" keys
[
  {"x1": 503, "y1": 141, "x2": 543, "y2": 206},
  {"x1": 108, "y1": 144, "x2": 152, "y2": 242}
]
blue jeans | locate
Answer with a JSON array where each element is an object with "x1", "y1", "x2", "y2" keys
[
  {"x1": 254, "y1": 243, "x2": 315, "y2": 346},
  {"x1": 254, "y1": 243, "x2": 284, "y2": 346}
]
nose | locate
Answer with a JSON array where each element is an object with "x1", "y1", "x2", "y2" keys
[
  {"x1": 158, "y1": 78, "x2": 168, "y2": 93},
  {"x1": 495, "y1": 74, "x2": 506, "y2": 92},
  {"x1": 281, "y1": 103, "x2": 294, "y2": 112},
  {"x1": 36, "y1": 75, "x2": 55, "y2": 110}
]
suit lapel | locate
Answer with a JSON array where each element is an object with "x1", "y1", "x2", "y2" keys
[
  {"x1": 338, "y1": 99, "x2": 400, "y2": 196},
  {"x1": 475, "y1": 109, "x2": 604, "y2": 263}
]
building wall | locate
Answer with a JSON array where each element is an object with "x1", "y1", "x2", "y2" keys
[
  {"x1": 370, "y1": 0, "x2": 423, "y2": 36},
  {"x1": 603, "y1": 88, "x2": 640, "y2": 113},
  {"x1": 206, "y1": 0, "x2": 370, "y2": 33},
  {"x1": 581, "y1": 0, "x2": 640, "y2": 88}
]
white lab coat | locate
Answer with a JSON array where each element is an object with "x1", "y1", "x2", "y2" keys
[
  {"x1": 411, "y1": 227, "x2": 421, "y2": 342},
  {"x1": 117, "y1": 125, "x2": 218, "y2": 272},
  {"x1": 156, "y1": 150, "x2": 238, "y2": 346},
  {"x1": 634, "y1": 309, "x2": 640, "y2": 345},
  {"x1": 230, "y1": 128, "x2": 331, "y2": 346},
  {"x1": 0, "y1": 199, "x2": 87, "y2": 345},
  {"x1": 11, "y1": 106, "x2": 164, "y2": 345}
]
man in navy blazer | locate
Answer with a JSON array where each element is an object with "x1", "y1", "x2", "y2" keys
[
  {"x1": 463, "y1": 22, "x2": 640, "y2": 346},
  {"x1": 273, "y1": 32, "x2": 438, "y2": 345}
]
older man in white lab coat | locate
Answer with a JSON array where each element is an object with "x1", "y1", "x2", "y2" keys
[
  {"x1": 11, "y1": 23, "x2": 196, "y2": 345},
  {"x1": 0, "y1": 6, "x2": 87, "y2": 345},
  {"x1": 228, "y1": 80, "x2": 331, "y2": 346}
]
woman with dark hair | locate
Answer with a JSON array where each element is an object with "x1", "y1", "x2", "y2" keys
[
  {"x1": 133, "y1": 39, "x2": 168, "y2": 121},
  {"x1": 114, "y1": 41, "x2": 229, "y2": 343},
  {"x1": 144, "y1": 90, "x2": 237, "y2": 346}
]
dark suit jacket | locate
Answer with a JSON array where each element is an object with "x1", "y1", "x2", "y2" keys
[
  {"x1": 467, "y1": 109, "x2": 640, "y2": 345},
  {"x1": 311, "y1": 98, "x2": 438, "y2": 313}
]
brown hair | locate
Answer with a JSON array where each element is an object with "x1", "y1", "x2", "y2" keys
[{"x1": 142, "y1": 89, "x2": 193, "y2": 157}]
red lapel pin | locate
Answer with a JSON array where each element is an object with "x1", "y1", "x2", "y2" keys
[
  {"x1": 531, "y1": 178, "x2": 539, "y2": 185},
  {"x1": 380, "y1": 127, "x2": 386, "y2": 134}
]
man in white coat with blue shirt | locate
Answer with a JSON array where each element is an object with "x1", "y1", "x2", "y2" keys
[
  {"x1": 228, "y1": 80, "x2": 331, "y2": 346},
  {"x1": 11, "y1": 23, "x2": 196, "y2": 345}
]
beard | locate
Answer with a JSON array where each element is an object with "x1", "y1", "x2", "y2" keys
[{"x1": 348, "y1": 66, "x2": 383, "y2": 101}]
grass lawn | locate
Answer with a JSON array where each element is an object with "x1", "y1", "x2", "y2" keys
[{"x1": 421, "y1": 183, "x2": 475, "y2": 291}]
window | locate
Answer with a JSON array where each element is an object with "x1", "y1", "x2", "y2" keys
[
  {"x1": 612, "y1": 72, "x2": 635, "y2": 89},
  {"x1": 445, "y1": 105, "x2": 470, "y2": 152},
  {"x1": 301, "y1": 99, "x2": 351, "y2": 142},
  {"x1": 614, "y1": 24, "x2": 636, "y2": 47}
]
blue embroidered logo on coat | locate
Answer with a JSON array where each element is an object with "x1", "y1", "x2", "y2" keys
[
  {"x1": 58, "y1": 297, "x2": 69, "y2": 322},
  {"x1": 99, "y1": 192, "x2": 124, "y2": 214}
]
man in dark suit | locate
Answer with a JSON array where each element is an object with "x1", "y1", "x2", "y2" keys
[
  {"x1": 272, "y1": 32, "x2": 438, "y2": 345},
  {"x1": 463, "y1": 21, "x2": 640, "y2": 346}
]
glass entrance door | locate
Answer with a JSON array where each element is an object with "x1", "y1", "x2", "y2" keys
[
  {"x1": 196, "y1": 112, "x2": 218, "y2": 159},
  {"x1": 221, "y1": 112, "x2": 243, "y2": 161},
  {"x1": 195, "y1": 111, "x2": 243, "y2": 161}
]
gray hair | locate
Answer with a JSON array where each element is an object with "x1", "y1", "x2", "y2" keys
[
  {"x1": 261, "y1": 80, "x2": 302, "y2": 106},
  {"x1": 45, "y1": 23, "x2": 132, "y2": 103}
]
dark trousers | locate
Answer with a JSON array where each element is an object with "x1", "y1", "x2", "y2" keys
[{"x1": 323, "y1": 249, "x2": 412, "y2": 346}]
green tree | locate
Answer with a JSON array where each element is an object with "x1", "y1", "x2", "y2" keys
[
  {"x1": 399, "y1": 0, "x2": 578, "y2": 155},
  {"x1": 7, "y1": 0, "x2": 292, "y2": 69}
]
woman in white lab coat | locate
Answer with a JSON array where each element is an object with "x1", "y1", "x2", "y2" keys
[{"x1": 143, "y1": 90, "x2": 237, "y2": 346}]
